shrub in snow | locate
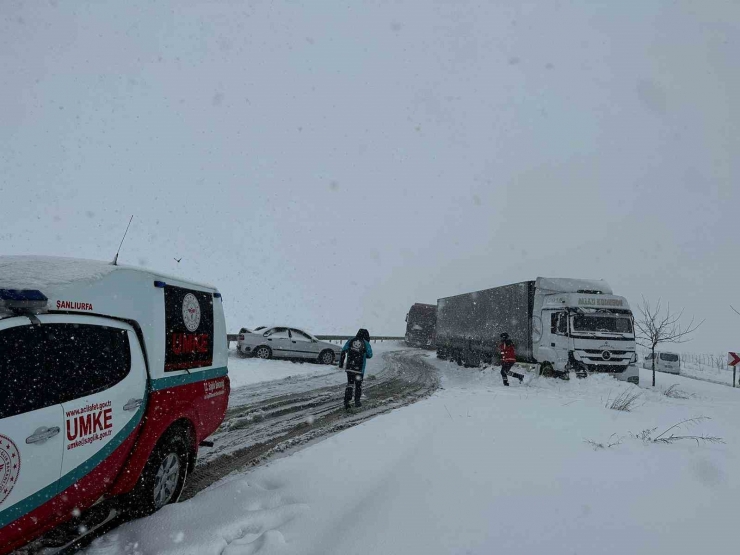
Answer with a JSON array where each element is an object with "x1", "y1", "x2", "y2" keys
[
  {"x1": 630, "y1": 417, "x2": 724, "y2": 446},
  {"x1": 663, "y1": 384, "x2": 692, "y2": 399},
  {"x1": 584, "y1": 434, "x2": 623, "y2": 450},
  {"x1": 606, "y1": 390, "x2": 642, "y2": 412}
]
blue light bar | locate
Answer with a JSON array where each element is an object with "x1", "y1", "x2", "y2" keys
[
  {"x1": 0, "y1": 289, "x2": 49, "y2": 312},
  {"x1": 0, "y1": 289, "x2": 48, "y2": 302},
  {"x1": 154, "y1": 281, "x2": 167, "y2": 288},
  {"x1": 213, "y1": 292, "x2": 222, "y2": 299}
]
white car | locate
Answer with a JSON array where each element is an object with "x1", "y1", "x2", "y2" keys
[
  {"x1": 643, "y1": 352, "x2": 681, "y2": 374},
  {"x1": 237, "y1": 326, "x2": 341, "y2": 364}
]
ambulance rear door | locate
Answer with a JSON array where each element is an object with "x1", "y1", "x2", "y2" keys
[
  {"x1": 38, "y1": 315, "x2": 147, "y2": 513},
  {"x1": 0, "y1": 318, "x2": 64, "y2": 542}
]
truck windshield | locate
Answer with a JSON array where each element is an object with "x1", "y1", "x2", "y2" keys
[{"x1": 572, "y1": 314, "x2": 633, "y2": 334}]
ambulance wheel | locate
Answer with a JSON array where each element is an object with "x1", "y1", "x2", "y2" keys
[
  {"x1": 255, "y1": 346, "x2": 272, "y2": 359},
  {"x1": 318, "y1": 350, "x2": 334, "y2": 365},
  {"x1": 127, "y1": 432, "x2": 189, "y2": 517}
]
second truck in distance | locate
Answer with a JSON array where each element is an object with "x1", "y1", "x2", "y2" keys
[{"x1": 434, "y1": 277, "x2": 639, "y2": 383}]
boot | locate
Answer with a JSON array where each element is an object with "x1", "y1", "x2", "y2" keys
[
  {"x1": 503, "y1": 380, "x2": 509, "y2": 386},
  {"x1": 344, "y1": 386, "x2": 353, "y2": 410},
  {"x1": 354, "y1": 383, "x2": 362, "y2": 407}
]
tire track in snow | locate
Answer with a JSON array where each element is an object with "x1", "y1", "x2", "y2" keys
[{"x1": 182, "y1": 350, "x2": 438, "y2": 498}]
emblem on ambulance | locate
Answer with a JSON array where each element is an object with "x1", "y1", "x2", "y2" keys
[
  {"x1": 182, "y1": 293, "x2": 202, "y2": 332},
  {"x1": 0, "y1": 434, "x2": 21, "y2": 506}
]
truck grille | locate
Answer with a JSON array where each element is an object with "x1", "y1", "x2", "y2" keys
[
  {"x1": 583, "y1": 349, "x2": 627, "y2": 355},
  {"x1": 588, "y1": 364, "x2": 627, "y2": 373}
]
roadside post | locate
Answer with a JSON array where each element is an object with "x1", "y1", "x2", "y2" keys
[{"x1": 728, "y1": 352, "x2": 740, "y2": 387}]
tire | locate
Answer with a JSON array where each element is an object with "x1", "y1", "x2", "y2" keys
[
  {"x1": 254, "y1": 346, "x2": 272, "y2": 359},
  {"x1": 126, "y1": 431, "x2": 189, "y2": 518},
  {"x1": 540, "y1": 362, "x2": 555, "y2": 377},
  {"x1": 318, "y1": 350, "x2": 334, "y2": 365},
  {"x1": 454, "y1": 350, "x2": 463, "y2": 366}
]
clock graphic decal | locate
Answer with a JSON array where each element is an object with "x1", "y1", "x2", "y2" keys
[{"x1": 182, "y1": 293, "x2": 202, "y2": 332}]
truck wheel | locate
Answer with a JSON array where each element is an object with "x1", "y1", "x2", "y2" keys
[
  {"x1": 255, "y1": 346, "x2": 272, "y2": 359},
  {"x1": 126, "y1": 432, "x2": 189, "y2": 518},
  {"x1": 540, "y1": 362, "x2": 555, "y2": 377},
  {"x1": 318, "y1": 350, "x2": 334, "y2": 365}
]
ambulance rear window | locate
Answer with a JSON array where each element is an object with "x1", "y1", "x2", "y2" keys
[
  {"x1": 0, "y1": 323, "x2": 131, "y2": 419},
  {"x1": 0, "y1": 325, "x2": 50, "y2": 418},
  {"x1": 46, "y1": 324, "x2": 131, "y2": 404}
]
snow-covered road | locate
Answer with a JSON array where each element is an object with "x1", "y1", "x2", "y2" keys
[
  {"x1": 85, "y1": 356, "x2": 739, "y2": 555},
  {"x1": 184, "y1": 344, "x2": 438, "y2": 496}
]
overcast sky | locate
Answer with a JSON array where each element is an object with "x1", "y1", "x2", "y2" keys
[{"x1": 1, "y1": 0, "x2": 738, "y2": 353}]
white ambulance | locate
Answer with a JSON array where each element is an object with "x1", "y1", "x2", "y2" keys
[{"x1": 0, "y1": 256, "x2": 229, "y2": 553}]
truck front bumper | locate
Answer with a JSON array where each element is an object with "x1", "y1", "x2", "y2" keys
[{"x1": 613, "y1": 364, "x2": 639, "y2": 384}]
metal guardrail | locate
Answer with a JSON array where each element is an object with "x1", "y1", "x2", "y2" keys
[
  {"x1": 316, "y1": 335, "x2": 405, "y2": 344},
  {"x1": 226, "y1": 333, "x2": 404, "y2": 347}
]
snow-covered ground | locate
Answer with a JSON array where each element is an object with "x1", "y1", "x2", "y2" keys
[
  {"x1": 226, "y1": 341, "x2": 403, "y2": 389},
  {"x1": 86, "y1": 358, "x2": 739, "y2": 555}
]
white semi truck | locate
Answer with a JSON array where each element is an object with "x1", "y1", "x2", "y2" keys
[{"x1": 435, "y1": 277, "x2": 639, "y2": 383}]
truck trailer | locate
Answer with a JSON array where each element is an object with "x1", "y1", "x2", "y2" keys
[{"x1": 435, "y1": 278, "x2": 639, "y2": 383}]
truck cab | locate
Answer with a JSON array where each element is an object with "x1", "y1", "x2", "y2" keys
[
  {"x1": 405, "y1": 303, "x2": 437, "y2": 348},
  {"x1": 535, "y1": 291, "x2": 638, "y2": 383},
  {"x1": 0, "y1": 256, "x2": 229, "y2": 553}
]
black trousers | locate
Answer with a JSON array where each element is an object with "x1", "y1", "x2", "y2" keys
[
  {"x1": 345, "y1": 371, "x2": 362, "y2": 405},
  {"x1": 501, "y1": 362, "x2": 524, "y2": 383}
]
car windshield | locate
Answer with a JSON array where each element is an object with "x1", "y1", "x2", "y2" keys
[
  {"x1": 660, "y1": 353, "x2": 680, "y2": 362},
  {"x1": 572, "y1": 314, "x2": 633, "y2": 334}
]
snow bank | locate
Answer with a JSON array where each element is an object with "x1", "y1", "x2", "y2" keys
[
  {"x1": 86, "y1": 358, "x2": 739, "y2": 555},
  {"x1": 86, "y1": 479, "x2": 309, "y2": 555}
]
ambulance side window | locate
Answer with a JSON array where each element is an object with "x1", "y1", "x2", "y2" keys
[
  {"x1": 0, "y1": 326, "x2": 58, "y2": 418},
  {"x1": 46, "y1": 324, "x2": 132, "y2": 403}
]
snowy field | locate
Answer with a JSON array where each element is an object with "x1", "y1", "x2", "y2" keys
[
  {"x1": 226, "y1": 342, "x2": 404, "y2": 389},
  {"x1": 85, "y1": 358, "x2": 738, "y2": 555},
  {"x1": 678, "y1": 361, "x2": 737, "y2": 388}
]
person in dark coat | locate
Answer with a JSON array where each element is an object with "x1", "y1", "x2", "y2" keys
[
  {"x1": 339, "y1": 328, "x2": 373, "y2": 409},
  {"x1": 499, "y1": 332, "x2": 524, "y2": 386}
]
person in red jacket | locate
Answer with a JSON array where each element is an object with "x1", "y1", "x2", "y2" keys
[{"x1": 499, "y1": 332, "x2": 524, "y2": 386}]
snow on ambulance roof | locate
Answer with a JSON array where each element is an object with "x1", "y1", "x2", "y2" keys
[
  {"x1": 0, "y1": 255, "x2": 218, "y2": 292},
  {"x1": 535, "y1": 277, "x2": 613, "y2": 295}
]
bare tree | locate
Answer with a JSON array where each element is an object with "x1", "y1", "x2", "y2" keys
[{"x1": 634, "y1": 297, "x2": 703, "y2": 387}]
